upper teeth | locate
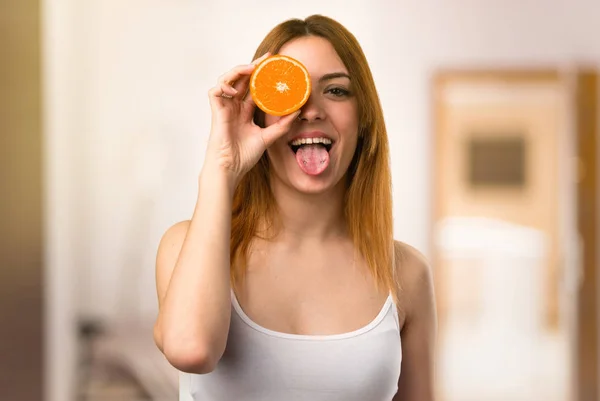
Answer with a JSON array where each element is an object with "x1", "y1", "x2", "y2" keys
[{"x1": 290, "y1": 137, "x2": 332, "y2": 146}]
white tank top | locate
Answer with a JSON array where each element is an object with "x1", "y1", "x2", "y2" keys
[{"x1": 185, "y1": 290, "x2": 402, "y2": 401}]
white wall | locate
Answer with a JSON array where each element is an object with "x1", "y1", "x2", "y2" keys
[
  {"x1": 42, "y1": 0, "x2": 81, "y2": 400},
  {"x1": 48, "y1": 0, "x2": 600, "y2": 340}
]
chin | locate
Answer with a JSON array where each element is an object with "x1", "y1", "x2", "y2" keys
[
  {"x1": 282, "y1": 163, "x2": 347, "y2": 195},
  {"x1": 289, "y1": 176, "x2": 336, "y2": 194}
]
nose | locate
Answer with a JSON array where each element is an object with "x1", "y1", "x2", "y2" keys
[{"x1": 297, "y1": 93, "x2": 325, "y2": 122}]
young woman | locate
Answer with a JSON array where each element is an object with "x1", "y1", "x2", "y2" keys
[{"x1": 154, "y1": 14, "x2": 437, "y2": 401}]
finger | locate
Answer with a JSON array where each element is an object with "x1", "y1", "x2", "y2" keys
[
  {"x1": 208, "y1": 85, "x2": 225, "y2": 108},
  {"x1": 219, "y1": 64, "x2": 256, "y2": 93},
  {"x1": 261, "y1": 110, "x2": 301, "y2": 147},
  {"x1": 251, "y1": 52, "x2": 271, "y2": 66},
  {"x1": 220, "y1": 82, "x2": 238, "y2": 97},
  {"x1": 242, "y1": 84, "x2": 256, "y2": 107},
  {"x1": 233, "y1": 74, "x2": 250, "y2": 96}
]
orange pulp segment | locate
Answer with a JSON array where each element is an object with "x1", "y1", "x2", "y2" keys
[{"x1": 249, "y1": 55, "x2": 311, "y2": 116}]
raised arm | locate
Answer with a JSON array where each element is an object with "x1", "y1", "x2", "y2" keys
[{"x1": 153, "y1": 52, "x2": 298, "y2": 374}]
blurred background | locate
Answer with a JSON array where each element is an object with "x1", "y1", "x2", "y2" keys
[{"x1": 2, "y1": 0, "x2": 600, "y2": 400}]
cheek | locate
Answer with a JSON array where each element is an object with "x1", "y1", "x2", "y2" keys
[
  {"x1": 332, "y1": 105, "x2": 359, "y2": 146},
  {"x1": 329, "y1": 98, "x2": 358, "y2": 127},
  {"x1": 340, "y1": 134, "x2": 359, "y2": 169}
]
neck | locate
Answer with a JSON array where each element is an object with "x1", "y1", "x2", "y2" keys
[{"x1": 267, "y1": 175, "x2": 348, "y2": 243}]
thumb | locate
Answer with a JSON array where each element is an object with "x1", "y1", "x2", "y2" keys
[{"x1": 261, "y1": 110, "x2": 301, "y2": 147}]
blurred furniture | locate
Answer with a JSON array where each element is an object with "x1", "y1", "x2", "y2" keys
[
  {"x1": 435, "y1": 216, "x2": 557, "y2": 400},
  {"x1": 92, "y1": 320, "x2": 179, "y2": 401}
]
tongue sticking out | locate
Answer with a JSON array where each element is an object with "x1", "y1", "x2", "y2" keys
[{"x1": 295, "y1": 144, "x2": 330, "y2": 175}]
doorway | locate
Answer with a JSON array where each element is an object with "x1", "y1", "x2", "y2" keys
[{"x1": 431, "y1": 69, "x2": 597, "y2": 401}]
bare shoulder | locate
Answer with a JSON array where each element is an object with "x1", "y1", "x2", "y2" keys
[
  {"x1": 393, "y1": 240, "x2": 431, "y2": 285},
  {"x1": 392, "y1": 241, "x2": 437, "y2": 400},
  {"x1": 393, "y1": 240, "x2": 436, "y2": 326},
  {"x1": 155, "y1": 220, "x2": 191, "y2": 302}
]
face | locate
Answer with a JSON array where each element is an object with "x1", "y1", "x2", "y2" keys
[{"x1": 264, "y1": 35, "x2": 359, "y2": 194}]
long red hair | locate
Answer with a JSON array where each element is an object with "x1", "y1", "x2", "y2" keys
[{"x1": 230, "y1": 15, "x2": 398, "y2": 302}]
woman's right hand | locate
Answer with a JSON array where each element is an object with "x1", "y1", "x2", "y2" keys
[{"x1": 204, "y1": 53, "x2": 300, "y2": 187}]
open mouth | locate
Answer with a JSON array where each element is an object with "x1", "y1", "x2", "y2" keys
[
  {"x1": 288, "y1": 138, "x2": 334, "y2": 154},
  {"x1": 288, "y1": 137, "x2": 334, "y2": 175}
]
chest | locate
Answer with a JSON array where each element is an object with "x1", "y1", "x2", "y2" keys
[{"x1": 234, "y1": 241, "x2": 395, "y2": 336}]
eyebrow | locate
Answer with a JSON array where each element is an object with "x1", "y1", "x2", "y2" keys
[{"x1": 318, "y1": 72, "x2": 351, "y2": 82}]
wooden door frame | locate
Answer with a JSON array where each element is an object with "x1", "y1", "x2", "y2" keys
[
  {"x1": 430, "y1": 68, "x2": 598, "y2": 401},
  {"x1": 573, "y1": 70, "x2": 598, "y2": 401},
  {"x1": 0, "y1": 1, "x2": 44, "y2": 400}
]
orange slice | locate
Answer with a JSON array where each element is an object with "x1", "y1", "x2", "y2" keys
[{"x1": 249, "y1": 55, "x2": 311, "y2": 116}]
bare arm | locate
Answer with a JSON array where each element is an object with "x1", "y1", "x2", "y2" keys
[
  {"x1": 153, "y1": 220, "x2": 188, "y2": 355},
  {"x1": 393, "y1": 242, "x2": 438, "y2": 401},
  {"x1": 154, "y1": 167, "x2": 235, "y2": 374},
  {"x1": 153, "y1": 53, "x2": 297, "y2": 375}
]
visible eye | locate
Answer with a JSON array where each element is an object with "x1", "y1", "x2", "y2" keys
[{"x1": 326, "y1": 87, "x2": 351, "y2": 97}]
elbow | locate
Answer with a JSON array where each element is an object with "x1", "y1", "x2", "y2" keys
[
  {"x1": 155, "y1": 318, "x2": 225, "y2": 374},
  {"x1": 162, "y1": 338, "x2": 219, "y2": 374},
  {"x1": 153, "y1": 322, "x2": 164, "y2": 353}
]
